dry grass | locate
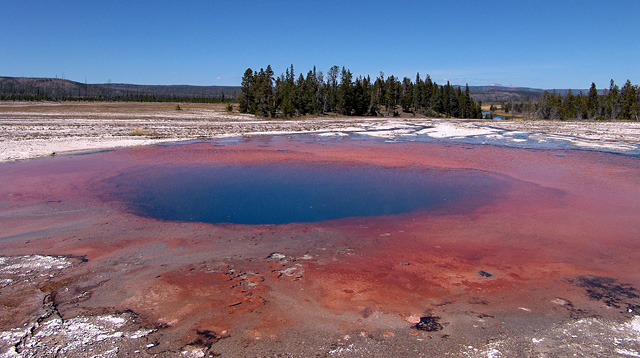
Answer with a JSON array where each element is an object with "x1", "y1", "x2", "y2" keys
[
  {"x1": 0, "y1": 101, "x2": 229, "y2": 115},
  {"x1": 129, "y1": 127, "x2": 154, "y2": 136}
]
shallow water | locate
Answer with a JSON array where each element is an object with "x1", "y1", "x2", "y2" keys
[
  {"x1": 482, "y1": 111, "x2": 505, "y2": 120},
  {"x1": 107, "y1": 163, "x2": 508, "y2": 225}
]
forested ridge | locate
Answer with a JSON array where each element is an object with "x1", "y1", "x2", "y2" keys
[
  {"x1": 0, "y1": 77, "x2": 236, "y2": 102},
  {"x1": 502, "y1": 80, "x2": 640, "y2": 121},
  {"x1": 238, "y1": 65, "x2": 483, "y2": 119}
]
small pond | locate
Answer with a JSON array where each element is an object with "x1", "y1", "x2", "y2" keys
[{"x1": 482, "y1": 111, "x2": 506, "y2": 120}]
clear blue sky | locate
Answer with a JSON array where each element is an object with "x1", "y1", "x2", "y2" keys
[{"x1": 2, "y1": 0, "x2": 638, "y2": 89}]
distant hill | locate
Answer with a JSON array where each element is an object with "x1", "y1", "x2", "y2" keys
[
  {"x1": 467, "y1": 85, "x2": 602, "y2": 103},
  {"x1": 94, "y1": 82, "x2": 240, "y2": 99},
  {"x1": 0, "y1": 77, "x2": 240, "y2": 101},
  {"x1": 0, "y1": 76, "x2": 599, "y2": 103}
]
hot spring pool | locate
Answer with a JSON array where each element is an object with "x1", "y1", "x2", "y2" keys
[{"x1": 106, "y1": 162, "x2": 508, "y2": 225}]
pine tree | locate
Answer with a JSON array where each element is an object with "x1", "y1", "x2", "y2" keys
[
  {"x1": 338, "y1": 67, "x2": 354, "y2": 115},
  {"x1": 430, "y1": 84, "x2": 441, "y2": 116},
  {"x1": 385, "y1": 75, "x2": 399, "y2": 116},
  {"x1": 537, "y1": 91, "x2": 551, "y2": 119},
  {"x1": 238, "y1": 68, "x2": 254, "y2": 113},
  {"x1": 620, "y1": 79, "x2": 636, "y2": 120},
  {"x1": 264, "y1": 65, "x2": 275, "y2": 116},
  {"x1": 400, "y1": 77, "x2": 414, "y2": 113},
  {"x1": 314, "y1": 67, "x2": 325, "y2": 114},
  {"x1": 414, "y1": 73, "x2": 424, "y2": 113},
  {"x1": 464, "y1": 84, "x2": 473, "y2": 118},
  {"x1": 562, "y1": 89, "x2": 575, "y2": 120},
  {"x1": 587, "y1": 82, "x2": 599, "y2": 120},
  {"x1": 294, "y1": 73, "x2": 305, "y2": 115},
  {"x1": 326, "y1": 65, "x2": 339, "y2": 113},
  {"x1": 574, "y1": 92, "x2": 587, "y2": 120},
  {"x1": 606, "y1": 79, "x2": 621, "y2": 120}
]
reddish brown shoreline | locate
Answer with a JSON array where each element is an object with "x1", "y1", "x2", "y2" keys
[{"x1": 1, "y1": 136, "x2": 640, "y2": 356}]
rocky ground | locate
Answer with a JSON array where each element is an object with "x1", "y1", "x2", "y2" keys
[{"x1": 1, "y1": 102, "x2": 640, "y2": 357}]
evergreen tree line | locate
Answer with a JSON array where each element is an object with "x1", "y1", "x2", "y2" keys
[
  {"x1": 238, "y1": 65, "x2": 483, "y2": 118},
  {"x1": 504, "y1": 80, "x2": 640, "y2": 121}
]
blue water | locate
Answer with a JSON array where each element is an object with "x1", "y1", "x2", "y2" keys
[
  {"x1": 107, "y1": 163, "x2": 507, "y2": 225},
  {"x1": 482, "y1": 111, "x2": 505, "y2": 120}
]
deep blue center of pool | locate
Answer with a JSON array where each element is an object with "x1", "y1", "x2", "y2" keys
[{"x1": 109, "y1": 163, "x2": 506, "y2": 225}]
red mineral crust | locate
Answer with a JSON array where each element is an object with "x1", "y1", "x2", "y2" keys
[{"x1": 1, "y1": 136, "x2": 639, "y2": 351}]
